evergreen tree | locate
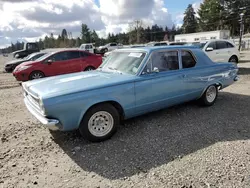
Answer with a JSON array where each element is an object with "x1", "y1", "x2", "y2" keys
[
  {"x1": 182, "y1": 4, "x2": 198, "y2": 33},
  {"x1": 81, "y1": 24, "x2": 91, "y2": 43},
  {"x1": 198, "y1": 0, "x2": 223, "y2": 31},
  {"x1": 61, "y1": 29, "x2": 68, "y2": 41}
]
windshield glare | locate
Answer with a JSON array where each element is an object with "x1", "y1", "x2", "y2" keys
[{"x1": 100, "y1": 51, "x2": 146, "y2": 75}]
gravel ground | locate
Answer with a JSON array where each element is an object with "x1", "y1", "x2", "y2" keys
[{"x1": 0, "y1": 53, "x2": 250, "y2": 188}]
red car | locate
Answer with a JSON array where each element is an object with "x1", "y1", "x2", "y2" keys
[{"x1": 13, "y1": 50, "x2": 102, "y2": 81}]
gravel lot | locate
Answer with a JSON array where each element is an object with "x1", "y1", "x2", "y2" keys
[{"x1": 0, "y1": 52, "x2": 250, "y2": 188}]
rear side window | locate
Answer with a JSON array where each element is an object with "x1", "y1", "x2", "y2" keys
[
  {"x1": 110, "y1": 43, "x2": 117, "y2": 46},
  {"x1": 216, "y1": 41, "x2": 227, "y2": 49},
  {"x1": 181, "y1": 51, "x2": 196, "y2": 68},
  {"x1": 227, "y1": 42, "x2": 235, "y2": 48},
  {"x1": 67, "y1": 51, "x2": 80, "y2": 59},
  {"x1": 80, "y1": 51, "x2": 90, "y2": 57}
]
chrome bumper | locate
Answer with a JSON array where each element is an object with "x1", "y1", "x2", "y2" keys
[{"x1": 24, "y1": 97, "x2": 60, "y2": 131}]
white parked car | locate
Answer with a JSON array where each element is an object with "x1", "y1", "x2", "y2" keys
[
  {"x1": 197, "y1": 40, "x2": 240, "y2": 63},
  {"x1": 98, "y1": 43, "x2": 123, "y2": 53},
  {"x1": 79, "y1": 43, "x2": 96, "y2": 54}
]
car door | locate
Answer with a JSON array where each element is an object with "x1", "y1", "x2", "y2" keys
[
  {"x1": 65, "y1": 51, "x2": 83, "y2": 73},
  {"x1": 204, "y1": 41, "x2": 218, "y2": 62},
  {"x1": 215, "y1": 41, "x2": 228, "y2": 62},
  {"x1": 179, "y1": 50, "x2": 206, "y2": 100},
  {"x1": 134, "y1": 50, "x2": 187, "y2": 115},
  {"x1": 44, "y1": 51, "x2": 72, "y2": 76},
  {"x1": 110, "y1": 43, "x2": 117, "y2": 51}
]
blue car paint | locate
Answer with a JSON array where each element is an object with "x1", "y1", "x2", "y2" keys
[{"x1": 22, "y1": 46, "x2": 238, "y2": 131}]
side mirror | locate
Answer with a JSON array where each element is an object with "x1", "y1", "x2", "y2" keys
[
  {"x1": 47, "y1": 59, "x2": 53, "y2": 64},
  {"x1": 153, "y1": 67, "x2": 159, "y2": 73},
  {"x1": 206, "y1": 47, "x2": 214, "y2": 52}
]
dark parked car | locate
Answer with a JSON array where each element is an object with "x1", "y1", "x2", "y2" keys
[
  {"x1": 4, "y1": 52, "x2": 47, "y2": 73},
  {"x1": 13, "y1": 49, "x2": 103, "y2": 81},
  {"x1": 12, "y1": 42, "x2": 40, "y2": 59}
]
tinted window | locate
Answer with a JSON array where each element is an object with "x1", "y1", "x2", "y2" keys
[
  {"x1": 30, "y1": 53, "x2": 46, "y2": 60},
  {"x1": 227, "y1": 42, "x2": 234, "y2": 48},
  {"x1": 110, "y1": 43, "x2": 117, "y2": 46},
  {"x1": 160, "y1": 43, "x2": 168, "y2": 46},
  {"x1": 216, "y1": 41, "x2": 227, "y2": 49},
  {"x1": 50, "y1": 52, "x2": 68, "y2": 61},
  {"x1": 181, "y1": 51, "x2": 196, "y2": 68},
  {"x1": 150, "y1": 51, "x2": 179, "y2": 72},
  {"x1": 80, "y1": 51, "x2": 90, "y2": 57},
  {"x1": 27, "y1": 43, "x2": 38, "y2": 50},
  {"x1": 67, "y1": 51, "x2": 80, "y2": 59},
  {"x1": 207, "y1": 42, "x2": 216, "y2": 49},
  {"x1": 154, "y1": 43, "x2": 161, "y2": 46}
]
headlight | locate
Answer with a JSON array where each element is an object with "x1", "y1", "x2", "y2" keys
[
  {"x1": 17, "y1": 65, "x2": 31, "y2": 71},
  {"x1": 39, "y1": 97, "x2": 45, "y2": 114}
]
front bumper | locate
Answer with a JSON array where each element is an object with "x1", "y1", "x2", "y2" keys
[
  {"x1": 24, "y1": 97, "x2": 60, "y2": 131},
  {"x1": 4, "y1": 66, "x2": 14, "y2": 73},
  {"x1": 13, "y1": 71, "x2": 29, "y2": 81}
]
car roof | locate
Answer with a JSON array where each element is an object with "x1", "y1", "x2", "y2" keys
[{"x1": 116, "y1": 45, "x2": 199, "y2": 53}]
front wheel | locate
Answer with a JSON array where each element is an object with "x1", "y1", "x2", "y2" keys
[
  {"x1": 79, "y1": 104, "x2": 120, "y2": 142},
  {"x1": 199, "y1": 85, "x2": 218, "y2": 106},
  {"x1": 29, "y1": 71, "x2": 45, "y2": 80}
]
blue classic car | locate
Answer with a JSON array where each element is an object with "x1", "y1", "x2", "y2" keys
[{"x1": 22, "y1": 46, "x2": 239, "y2": 142}]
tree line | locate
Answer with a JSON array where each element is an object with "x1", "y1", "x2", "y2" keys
[
  {"x1": 1, "y1": 0, "x2": 249, "y2": 53},
  {"x1": 182, "y1": 0, "x2": 250, "y2": 35}
]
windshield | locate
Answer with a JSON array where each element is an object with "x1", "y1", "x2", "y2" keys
[
  {"x1": 35, "y1": 52, "x2": 53, "y2": 61},
  {"x1": 100, "y1": 51, "x2": 146, "y2": 75}
]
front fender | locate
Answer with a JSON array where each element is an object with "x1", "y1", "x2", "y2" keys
[{"x1": 44, "y1": 83, "x2": 135, "y2": 131}]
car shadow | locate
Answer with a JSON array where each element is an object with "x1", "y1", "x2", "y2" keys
[
  {"x1": 238, "y1": 67, "x2": 250, "y2": 75},
  {"x1": 51, "y1": 92, "x2": 250, "y2": 180}
]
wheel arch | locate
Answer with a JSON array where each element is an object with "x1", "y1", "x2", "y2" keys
[
  {"x1": 199, "y1": 82, "x2": 222, "y2": 99},
  {"x1": 29, "y1": 70, "x2": 45, "y2": 80},
  {"x1": 78, "y1": 100, "x2": 125, "y2": 128},
  {"x1": 229, "y1": 55, "x2": 239, "y2": 63}
]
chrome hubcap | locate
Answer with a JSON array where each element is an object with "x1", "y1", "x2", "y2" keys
[
  {"x1": 32, "y1": 73, "x2": 43, "y2": 79},
  {"x1": 88, "y1": 111, "x2": 114, "y2": 137},
  {"x1": 206, "y1": 86, "x2": 216, "y2": 103}
]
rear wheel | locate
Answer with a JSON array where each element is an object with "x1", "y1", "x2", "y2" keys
[
  {"x1": 199, "y1": 85, "x2": 218, "y2": 106},
  {"x1": 229, "y1": 55, "x2": 238, "y2": 64},
  {"x1": 29, "y1": 71, "x2": 45, "y2": 80},
  {"x1": 84, "y1": 66, "x2": 95, "y2": 71},
  {"x1": 79, "y1": 104, "x2": 120, "y2": 142}
]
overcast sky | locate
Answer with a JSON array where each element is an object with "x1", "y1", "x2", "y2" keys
[{"x1": 0, "y1": 0, "x2": 201, "y2": 47}]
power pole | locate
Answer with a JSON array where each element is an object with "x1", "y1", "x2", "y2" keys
[{"x1": 238, "y1": 13, "x2": 244, "y2": 51}]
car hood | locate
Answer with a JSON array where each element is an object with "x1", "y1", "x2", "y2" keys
[
  {"x1": 5, "y1": 59, "x2": 28, "y2": 66},
  {"x1": 15, "y1": 60, "x2": 38, "y2": 69},
  {"x1": 12, "y1": 49, "x2": 25, "y2": 54},
  {"x1": 22, "y1": 71, "x2": 136, "y2": 99}
]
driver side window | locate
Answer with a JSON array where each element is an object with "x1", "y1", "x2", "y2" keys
[
  {"x1": 50, "y1": 52, "x2": 68, "y2": 62},
  {"x1": 143, "y1": 51, "x2": 179, "y2": 74}
]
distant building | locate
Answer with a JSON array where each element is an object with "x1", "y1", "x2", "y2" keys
[{"x1": 174, "y1": 30, "x2": 231, "y2": 43}]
